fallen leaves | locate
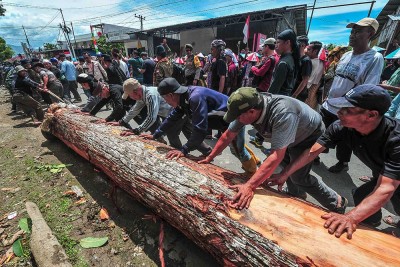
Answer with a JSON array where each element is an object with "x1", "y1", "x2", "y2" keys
[
  {"x1": 18, "y1": 218, "x2": 32, "y2": 234},
  {"x1": 99, "y1": 208, "x2": 109, "y2": 221},
  {"x1": 35, "y1": 163, "x2": 73, "y2": 174},
  {"x1": 79, "y1": 236, "x2": 108, "y2": 248},
  {"x1": 1, "y1": 187, "x2": 21, "y2": 193},
  {"x1": 12, "y1": 238, "x2": 24, "y2": 257},
  {"x1": 1, "y1": 230, "x2": 24, "y2": 246},
  {"x1": 0, "y1": 246, "x2": 14, "y2": 265}
]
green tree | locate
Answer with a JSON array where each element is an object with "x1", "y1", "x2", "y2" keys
[
  {"x1": 43, "y1": 43, "x2": 58, "y2": 50},
  {"x1": 96, "y1": 36, "x2": 124, "y2": 55},
  {"x1": 0, "y1": 0, "x2": 6, "y2": 16},
  {"x1": 0, "y1": 37, "x2": 14, "y2": 61}
]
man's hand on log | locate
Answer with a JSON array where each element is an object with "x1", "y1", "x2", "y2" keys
[
  {"x1": 321, "y1": 213, "x2": 357, "y2": 239},
  {"x1": 107, "y1": 121, "x2": 120, "y2": 126},
  {"x1": 139, "y1": 134, "x2": 154, "y2": 140},
  {"x1": 166, "y1": 149, "x2": 185, "y2": 160},
  {"x1": 73, "y1": 110, "x2": 90, "y2": 116},
  {"x1": 120, "y1": 128, "x2": 140, "y2": 136},
  {"x1": 94, "y1": 119, "x2": 107, "y2": 124},
  {"x1": 267, "y1": 173, "x2": 289, "y2": 191},
  {"x1": 228, "y1": 183, "x2": 254, "y2": 210},
  {"x1": 197, "y1": 156, "x2": 213, "y2": 164}
]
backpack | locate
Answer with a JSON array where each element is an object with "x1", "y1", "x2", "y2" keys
[
  {"x1": 172, "y1": 62, "x2": 185, "y2": 84},
  {"x1": 251, "y1": 55, "x2": 276, "y2": 87},
  {"x1": 112, "y1": 60, "x2": 128, "y2": 84}
]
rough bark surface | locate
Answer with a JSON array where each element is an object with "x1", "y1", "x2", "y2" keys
[{"x1": 41, "y1": 106, "x2": 400, "y2": 267}]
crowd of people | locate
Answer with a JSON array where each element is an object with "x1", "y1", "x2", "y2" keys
[{"x1": 1, "y1": 16, "x2": 400, "y2": 239}]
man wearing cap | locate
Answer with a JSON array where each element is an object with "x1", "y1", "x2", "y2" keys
[
  {"x1": 201, "y1": 87, "x2": 347, "y2": 213},
  {"x1": 32, "y1": 61, "x2": 63, "y2": 103},
  {"x1": 268, "y1": 29, "x2": 300, "y2": 96},
  {"x1": 85, "y1": 77, "x2": 125, "y2": 122},
  {"x1": 139, "y1": 52, "x2": 155, "y2": 86},
  {"x1": 153, "y1": 45, "x2": 173, "y2": 87},
  {"x1": 269, "y1": 85, "x2": 400, "y2": 237},
  {"x1": 59, "y1": 53, "x2": 82, "y2": 103},
  {"x1": 12, "y1": 65, "x2": 45, "y2": 125},
  {"x1": 251, "y1": 38, "x2": 279, "y2": 92},
  {"x1": 321, "y1": 17, "x2": 384, "y2": 173},
  {"x1": 102, "y1": 54, "x2": 126, "y2": 86},
  {"x1": 183, "y1": 44, "x2": 201, "y2": 86},
  {"x1": 292, "y1": 35, "x2": 312, "y2": 101},
  {"x1": 145, "y1": 78, "x2": 259, "y2": 173},
  {"x1": 108, "y1": 78, "x2": 172, "y2": 136}
]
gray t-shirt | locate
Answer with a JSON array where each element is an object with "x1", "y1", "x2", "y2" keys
[
  {"x1": 229, "y1": 93, "x2": 323, "y2": 150},
  {"x1": 322, "y1": 49, "x2": 384, "y2": 114}
]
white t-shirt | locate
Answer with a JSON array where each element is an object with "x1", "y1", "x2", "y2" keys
[
  {"x1": 322, "y1": 49, "x2": 384, "y2": 114},
  {"x1": 307, "y1": 58, "x2": 324, "y2": 88}
]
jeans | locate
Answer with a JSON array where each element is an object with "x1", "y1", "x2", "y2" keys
[
  {"x1": 320, "y1": 107, "x2": 352, "y2": 163},
  {"x1": 353, "y1": 177, "x2": 400, "y2": 224},
  {"x1": 283, "y1": 129, "x2": 340, "y2": 211}
]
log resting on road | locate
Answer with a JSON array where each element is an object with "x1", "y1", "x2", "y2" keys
[{"x1": 41, "y1": 105, "x2": 400, "y2": 267}]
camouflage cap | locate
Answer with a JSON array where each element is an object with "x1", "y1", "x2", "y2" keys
[{"x1": 223, "y1": 87, "x2": 263, "y2": 123}]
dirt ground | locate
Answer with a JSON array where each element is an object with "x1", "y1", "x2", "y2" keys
[{"x1": 0, "y1": 87, "x2": 219, "y2": 266}]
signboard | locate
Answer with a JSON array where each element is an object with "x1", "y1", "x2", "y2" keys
[{"x1": 252, "y1": 33, "x2": 267, "y2": 52}]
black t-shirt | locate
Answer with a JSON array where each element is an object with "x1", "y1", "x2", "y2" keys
[
  {"x1": 211, "y1": 57, "x2": 227, "y2": 91},
  {"x1": 317, "y1": 118, "x2": 400, "y2": 180},
  {"x1": 295, "y1": 55, "x2": 312, "y2": 87},
  {"x1": 142, "y1": 58, "x2": 155, "y2": 85}
]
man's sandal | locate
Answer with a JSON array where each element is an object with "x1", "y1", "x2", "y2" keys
[{"x1": 383, "y1": 215, "x2": 400, "y2": 227}]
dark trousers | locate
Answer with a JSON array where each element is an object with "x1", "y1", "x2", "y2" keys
[
  {"x1": 353, "y1": 178, "x2": 400, "y2": 224},
  {"x1": 12, "y1": 92, "x2": 44, "y2": 121},
  {"x1": 63, "y1": 80, "x2": 81, "y2": 101},
  {"x1": 165, "y1": 116, "x2": 211, "y2": 155},
  {"x1": 320, "y1": 107, "x2": 352, "y2": 162}
]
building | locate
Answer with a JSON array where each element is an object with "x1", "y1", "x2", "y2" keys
[
  {"x1": 373, "y1": 0, "x2": 400, "y2": 55},
  {"x1": 132, "y1": 5, "x2": 307, "y2": 57}
]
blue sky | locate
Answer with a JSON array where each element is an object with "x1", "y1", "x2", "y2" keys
[{"x1": 0, "y1": 0, "x2": 388, "y2": 51}]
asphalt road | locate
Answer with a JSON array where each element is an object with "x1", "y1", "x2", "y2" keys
[{"x1": 76, "y1": 86, "x2": 399, "y2": 236}]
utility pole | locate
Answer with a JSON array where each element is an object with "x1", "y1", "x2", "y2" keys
[
  {"x1": 59, "y1": 8, "x2": 76, "y2": 59},
  {"x1": 70, "y1": 22, "x2": 79, "y2": 53},
  {"x1": 368, "y1": 1, "x2": 375, "y2": 17},
  {"x1": 22, "y1": 25, "x2": 32, "y2": 59},
  {"x1": 135, "y1": 14, "x2": 145, "y2": 31},
  {"x1": 307, "y1": 0, "x2": 317, "y2": 36}
]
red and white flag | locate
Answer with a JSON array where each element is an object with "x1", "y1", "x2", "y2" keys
[{"x1": 243, "y1": 15, "x2": 250, "y2": 44}]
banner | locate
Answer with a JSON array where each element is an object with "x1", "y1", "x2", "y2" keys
[{"x1": 243, "y1": 15, "x2": 250, "y2": 44}]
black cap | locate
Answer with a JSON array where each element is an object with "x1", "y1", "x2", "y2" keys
[
  {"x1": 277, "y1": 29, "x2": 297, "y2": 42},
  {"x1": 77, "y1": 73, "x2": 94, "y2": 83},
  {"x1": 32, "y1": 62, "x2": 44, "y2": 68},
  {"x1": 140, "y1": 51, "x2": 148, "y2": 56},
  {"x1": 327, "y1": 84, "x2": 391, "y2": 115},
  {"x1": 155, "y1": 45, "x2": 166, "y2": 57},
  {"x1": 103, "y1": 54, "x2": 112, "y2": 62},
  {"x1": 158, "y1": 78, "x2": 188, "y2": 96},
  {"x1": 20, "y1": 59, "x2": 30, "y2": 66}
]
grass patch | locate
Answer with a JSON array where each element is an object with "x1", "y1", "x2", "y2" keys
[{"x1": 0, "y1": 147, "x2": 88, "y2": 267}]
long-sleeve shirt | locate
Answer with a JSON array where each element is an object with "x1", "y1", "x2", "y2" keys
[
  {"x1": 83, "y1": 60, "x2": 108, "y2": 82},
  {"x1": 121, "y1": 86, "x2": 172, "y2": 132},
  {"x1": 90, "y1": 84, "x2": 125, "y2": 122},
  {"x1": 153, "y1": 86, "x2": 228, "y2": 153},
  {"x1": 15, "y1": 76, "x2": 40, "y2": 96},
  {"x1": 268, "y1": 52, "x2": 295, "y2": 96},
  {"x1": 60, "y1": 60, "x2": 77, "y2": 81},
  {"x1": 251, "y1": 53, "x2": 279, "y2": 92}
]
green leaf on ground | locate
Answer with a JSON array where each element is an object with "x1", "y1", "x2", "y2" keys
[
  {"x1": 80, "y1": 237, "x2": 108, "y2": 248},
  {"x1": 18, "y1": 218, "x2": 32, "y2": 233},
  {"x1": 13, "y1": 238, "x2": 24, "y2": 257}
]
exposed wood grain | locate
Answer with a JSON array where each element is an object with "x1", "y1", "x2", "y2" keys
[{"x1": 41, "y1": 106, "x2": 400, "y2": 267}]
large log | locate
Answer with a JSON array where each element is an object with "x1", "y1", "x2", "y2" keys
[{"x1": 41, "y1": 106, "x2": 400, "y2": 267}]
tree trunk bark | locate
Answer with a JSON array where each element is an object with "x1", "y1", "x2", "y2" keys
[{"x1": 41, "y1": 106, "x2": 400, "y2": 267}]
